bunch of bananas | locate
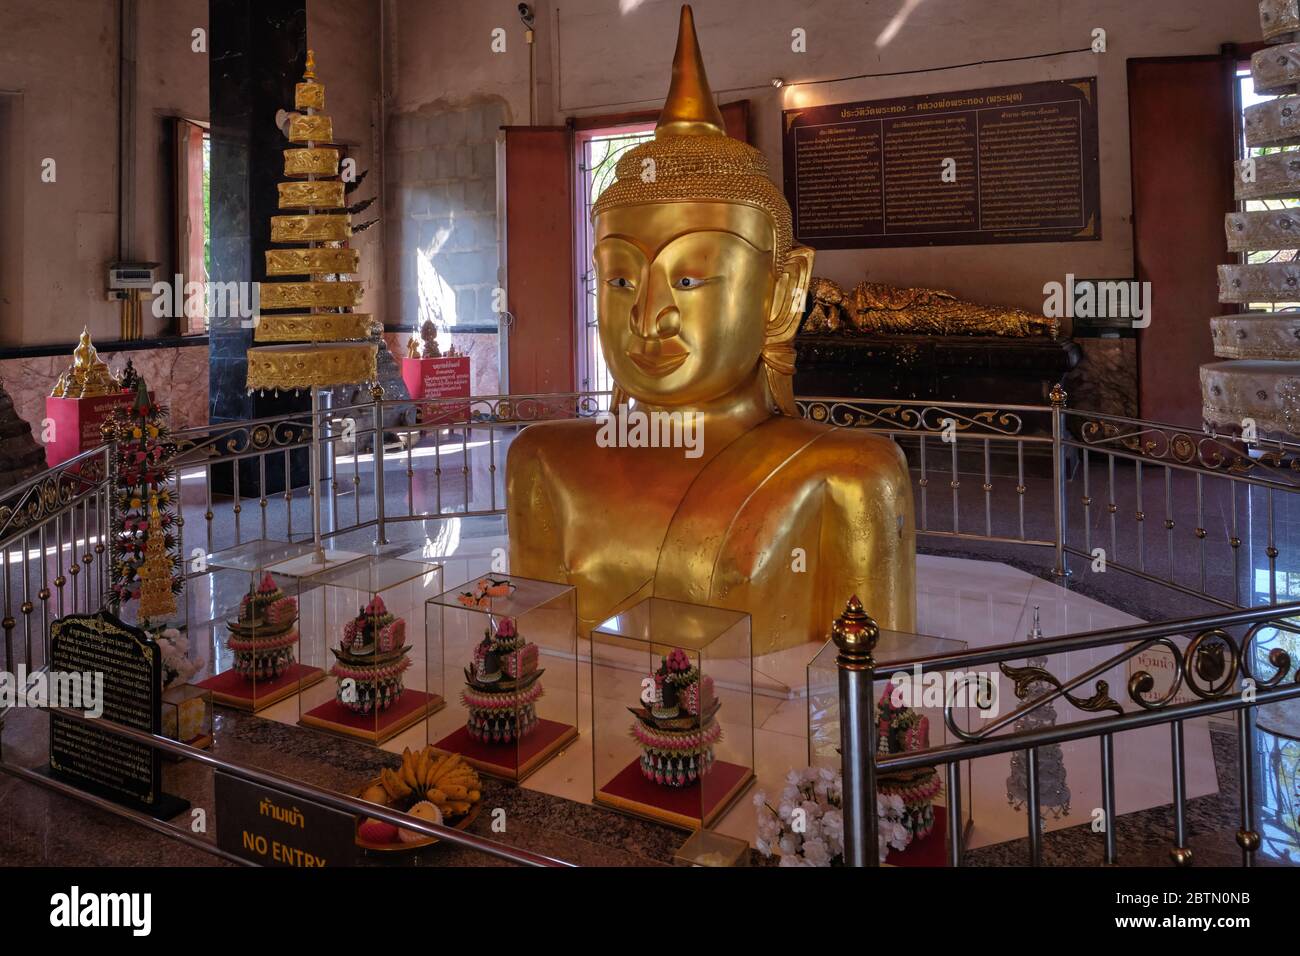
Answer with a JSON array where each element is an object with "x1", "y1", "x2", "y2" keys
[{"x1": 379, "y1": 746, "x2": 482, "y2": 818}]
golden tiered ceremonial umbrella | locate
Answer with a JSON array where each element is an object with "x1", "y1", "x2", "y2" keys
[{"x1": 246, "y1": 51, "x2": 378, "y2": 562}]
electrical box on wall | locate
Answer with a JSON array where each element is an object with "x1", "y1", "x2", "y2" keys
[{"x1": 107, "y1": 261, "x2": 159, "y2": 294}]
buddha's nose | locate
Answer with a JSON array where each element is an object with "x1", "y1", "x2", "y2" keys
[{"x1": 630, "y1": 278, "x2": 681, "y2": 340}]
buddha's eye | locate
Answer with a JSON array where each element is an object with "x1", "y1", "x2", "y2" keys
[
  {"x1": 674, "y1": 276, "x2": 703, "y2": 290},
  {"x1": 606, "y1": 276, "x2": 634, "y2": 290}
]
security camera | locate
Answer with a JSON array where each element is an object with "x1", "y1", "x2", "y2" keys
[{"x1": 518, "y1": 3, "x2": 534, "y2": 28}]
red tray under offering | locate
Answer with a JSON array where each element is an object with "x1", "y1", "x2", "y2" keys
[
  {"x1": 885, "y1": 812, "x2": 949, "y2": 867},
  {"x1": 300, "y1": 689, "x2": 444, "y2": 745},
  {"x1": 196, "y1": 663, "x2": 325, "y2": 712},
  {"x1": 595, "y1": 757, "x2": 754, "y2": 830},
  {"x1": 433, "y1": 718, "x2": 578, "y2": 782}
]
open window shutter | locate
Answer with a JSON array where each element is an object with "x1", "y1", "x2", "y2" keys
[
  {"x1": 501, "y1": 126, "x2": 575, "y2": 394},
  {"x1": 173, "y1": 118, "x2": 207, "y2": 334}
]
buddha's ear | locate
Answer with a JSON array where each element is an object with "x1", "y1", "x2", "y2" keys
[
  {"x1": 767, "y1": 245, "x2": 816, "y2": 343},
  {"x1": 762, "y1": 245, "x2": 815, "y2": 416}
]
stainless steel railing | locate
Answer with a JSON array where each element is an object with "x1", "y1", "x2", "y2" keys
[
  {"x1": 0, "y1": 705, "x2": 573, "y2": 867},
  {"x1": 4, "y1": 387, "x2": 1300, "y2": 867},
  {"x1": 0, "y1": 443, "x2": 112, "y2": 684},
  {"x1": 1063, "y1": 407, "x2": 1300, "y2": 608},
  {"x1": 830, "y1": 599, "x2": 1300, "y2": 866},
  {"x1": 156, "y1": 387, "x2": 1300, "y2": 616}
]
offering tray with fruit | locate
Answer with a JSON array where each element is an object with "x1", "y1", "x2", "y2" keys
[{"x1": 354, "y1": 746, "x2": 484, "y2": 852}]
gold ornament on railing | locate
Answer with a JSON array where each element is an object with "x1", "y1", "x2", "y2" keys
[
  {"x1": 245, "y1": 49, "x2": 377, "y2": 394},
  {"x1": 50, "y1": 327, "x2": 122, "y2": 398}
]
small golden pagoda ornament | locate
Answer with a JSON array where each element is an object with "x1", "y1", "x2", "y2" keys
[
  {"x1": 50, "y1": 327, "x2": 122, "y2": 398},
  {"x1": 136, "y1": 494, "x2": 178, "y2": 624},
  {"x1": 246, "y1": 50, "x2": 379, "y2": 563}
]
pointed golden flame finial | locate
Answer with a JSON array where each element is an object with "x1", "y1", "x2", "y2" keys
[
  {"x1": 657, "y1": 5, "x2": 725, "y2": 137},
  {"x1": 304, "y1": 48, "x2": 316, "y2": 81}
]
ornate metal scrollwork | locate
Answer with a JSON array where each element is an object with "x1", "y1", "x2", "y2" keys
[
  {"x1": 449, "y1": 392, "x2": 609, "y2": 425},
  {"x1": 0, "y1": 452, "x2": 108, "y2": 542},
  {"x1": 173, "y1": 415, "x2": 313, "y2": 465},
  {"x1": 1077, "y1": 416, "x2": 1300, "y2": 488},
  {"x1": 1129, "y1": 622, "x2": 1300, "y2": 710},
  {"x1": 796, "y1": 398, "x2": 1026, "y2": 437},
  {"x1": 1000, "y1": 660, "x2": 1124, "y2": 716}
]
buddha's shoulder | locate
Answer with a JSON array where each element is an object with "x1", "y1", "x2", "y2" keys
[
  {"x1": 505, "y1": 418, "x2": 604, "y2": 466},
  {"x1": 756, "y1": 416, "x2": 909, "y2": 478}
]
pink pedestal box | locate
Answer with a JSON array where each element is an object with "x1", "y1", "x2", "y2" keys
[
  {"x1": 43, "y1": 392, "x2": 139, "y2": 467},
  {"x1": 399, "y1": 356, "x2": 470, "y2": 425}
]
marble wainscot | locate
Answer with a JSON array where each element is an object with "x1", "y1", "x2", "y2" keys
[{"x1": 0, "y1": 341, "x2": 210, "y2": 435}]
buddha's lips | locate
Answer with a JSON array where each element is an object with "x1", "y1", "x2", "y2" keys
[{"x1": 626, "y1": 347, "x2": 688, "y2": 376}]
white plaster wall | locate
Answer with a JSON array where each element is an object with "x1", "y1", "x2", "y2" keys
[
  {"x1": 387, "y1": 0, "x2": 1259, "y2": 314},
  {"x1": 0, "y1": 0, "x2": 208, "y2": 347},
  {"x1": 310, "y1": 0, "x2": 386, "y2": 331}
]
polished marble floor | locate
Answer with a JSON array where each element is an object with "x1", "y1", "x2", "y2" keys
[
  {"x1": 5, "y1": 416, "x2": 1299, "y2": 862},
  {"x1": 223, "y1": 516, "x2": 1227, "y2": 853}
]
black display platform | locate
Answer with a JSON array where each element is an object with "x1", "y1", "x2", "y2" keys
[{"x1": 795, "y1": 334, "x2": 1082, "y2": 476}]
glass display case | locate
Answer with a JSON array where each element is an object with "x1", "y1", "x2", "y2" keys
[
  {"x1": 425, "y1": 575, "x2": 579, "y2": 782},
  {"x1": 806, "y1": 628, "x2": 974, "y2": 863},
  {"x1": 297, "y1": 553, "x2": 444, "y2": 745},
  {"x1": 592, "y1": 597, "x2": 754, "y2": 830},
  {"x1": 190, "y1": 539, "x2": 333, "y2": 713}
]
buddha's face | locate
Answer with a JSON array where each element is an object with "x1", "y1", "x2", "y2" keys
[{"x1": 593, "y1": 202, "x2": 777, "y2": 407}]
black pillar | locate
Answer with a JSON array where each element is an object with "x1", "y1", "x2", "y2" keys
[{"x1": 208, "y1": 0, "x2": 308, "y2": 496}]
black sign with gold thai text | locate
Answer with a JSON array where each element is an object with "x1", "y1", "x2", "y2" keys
[
  {"x1": 48, "y1": 610, "x2": 166, "y2": 812},
  {"x1": 782, "y1": 78, "x2": 1101, "y2": 249}
]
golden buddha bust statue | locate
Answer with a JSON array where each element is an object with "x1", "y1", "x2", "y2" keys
[
  {"x1": 506, "y1": 5, "x2": 916, "y2": 653},
  {"x1": 50, "y1": 327, "x2": 122, "y2": 398}
]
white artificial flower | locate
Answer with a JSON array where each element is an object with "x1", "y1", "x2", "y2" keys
[
  {"x1": 822, "y1": 809, "x2": 844, "y2": 855},
  {"x1": 779, "y1": 833, "x2": 801, "y2": 856},
  {"x1": 886, "y1": 820, "x2": 910, "y2": 850},
  {"x1": 778, "y1": 854, "x2": 806, "y2": 867},
  {"x1": 802, "y1": 837, "x2": 832, "y2": 867}
]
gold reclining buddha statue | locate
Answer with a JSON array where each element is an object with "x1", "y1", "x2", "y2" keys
[{"x1": 803, "y1": 277, "x2": 1058, "y2": 339}]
